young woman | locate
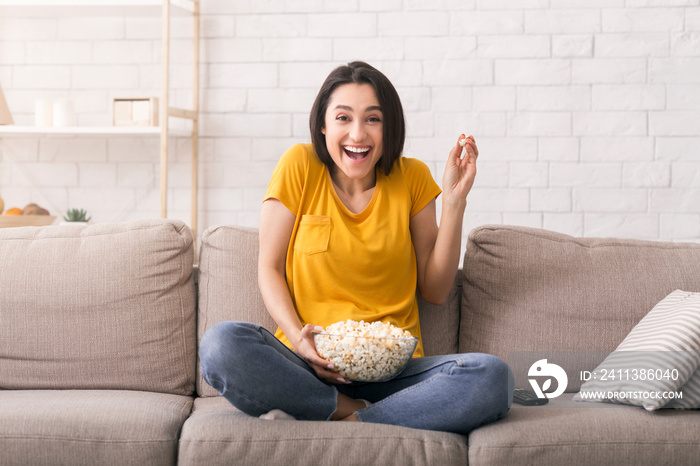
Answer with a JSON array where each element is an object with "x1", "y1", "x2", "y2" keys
[{"x1": 200, "y1": 61, "x2": 513, "y2": 434}]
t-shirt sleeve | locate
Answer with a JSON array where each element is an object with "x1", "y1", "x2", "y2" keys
[
  {"x1": 402, "y1": 157, "x2": 442, "y2": 217},
  {"x1": 263, "y1": 144, "x2": 309, "y2": 215}
]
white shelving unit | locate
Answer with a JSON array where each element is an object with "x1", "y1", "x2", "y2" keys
[{"x1": 0, "y1": 0, "x2": 200, "y2": 245}]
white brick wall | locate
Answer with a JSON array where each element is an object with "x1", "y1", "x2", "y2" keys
[{"x1": 1, "y1": 1, "x2": 699, "y2": 246}]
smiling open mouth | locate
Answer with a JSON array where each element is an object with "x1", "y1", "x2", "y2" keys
[{"x1": 343, "y1": 146, "x2": 370, "y2": 160}]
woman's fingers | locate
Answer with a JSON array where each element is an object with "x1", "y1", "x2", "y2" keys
[
  {"x1": 307, "y1": 356, "x2": 350, "y2": 384},
  {"x1": 451, "y1": 134, "x2": 477, "y2": 162},
  {"x1": 442, "y1": 133, "x2": 479, "y2": 201},
  {"x1": 464, "y1": 135, "x2": 478, "y2": 160},
  {"x1": 314, "y1": 365, "x2": 351, "y2": 385},
  {"x1": 298, "y1": 324, "x2": 330, "y2": 367},
  {"x1": 450, "y1": 134, "x2": 466, "y2": 159},
  {"x1": 300, "y1": 323, "x2": 350, "y2": 384}
]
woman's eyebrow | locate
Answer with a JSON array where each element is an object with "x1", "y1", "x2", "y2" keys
[{"x1": 333, "y1": 104, "x2": 383, "y2": 112}]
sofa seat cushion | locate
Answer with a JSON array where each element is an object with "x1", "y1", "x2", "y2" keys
[
  {"x1": 0, "y1": 219, "x2": 196, "y2": 395},
  {"x1": 178, "y1": 396, "x2": 467, "y2": 466},
  {"x1": 0, "y1": 390, "x2": 193, "y2": 466},
  {"x1": 468, "y1": 394, "x2": 700, "y2": 466}
]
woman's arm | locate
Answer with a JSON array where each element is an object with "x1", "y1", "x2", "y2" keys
[
  {"x1": 258, "y1": 199, "x2": 344, "y2": 382},
  {"x1": 410, "y1": 135, "x2": 478, "y2": 305}
]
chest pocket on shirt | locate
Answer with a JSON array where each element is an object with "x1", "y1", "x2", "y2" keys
[{"x1": 295, "y1": 215, "x2": 331, "y2": 255}]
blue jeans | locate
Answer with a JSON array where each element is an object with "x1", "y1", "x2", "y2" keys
[{"x1": 200, "y1": 321, "x2": 513, "y2": 435}]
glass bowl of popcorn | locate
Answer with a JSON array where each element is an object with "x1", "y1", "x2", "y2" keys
[{"x1": 314, "y1": 320, "x2": 419, "y2": 383}]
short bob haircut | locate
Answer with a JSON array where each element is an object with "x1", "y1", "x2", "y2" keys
[{"x1": 309, "y1": 61, "x2": 406, "y2": 176}]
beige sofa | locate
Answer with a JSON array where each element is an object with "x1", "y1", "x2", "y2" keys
[{"x1": 1, "y1": 219, "x2": 699, "y2": 465}]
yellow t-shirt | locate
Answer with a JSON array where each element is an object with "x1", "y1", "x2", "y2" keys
[{"x1": 264, "y1": 143, "x2": 442, "y2": 357}]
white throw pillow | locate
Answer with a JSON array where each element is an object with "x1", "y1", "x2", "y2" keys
[{"x1": 574, "y1": 290, "x2": 700, "y2": 410}]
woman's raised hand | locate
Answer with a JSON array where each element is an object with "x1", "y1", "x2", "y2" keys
[{"x1": 442, "y1": 134, "x2": 479, "y2": 208}]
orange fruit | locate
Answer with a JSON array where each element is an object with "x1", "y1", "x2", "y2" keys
[{"x1": 2, "y1": 207, "x2": 23, "y2": 215}]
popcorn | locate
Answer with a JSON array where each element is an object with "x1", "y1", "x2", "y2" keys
[
  {"x1": 314, "y1": 320, "x2": 418, "y2": 382},
  {"x1": 459, "y1": 137, "x2": 468, "y2": 147}
]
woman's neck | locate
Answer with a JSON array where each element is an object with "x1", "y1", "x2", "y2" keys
[
  {"x1": 329, "y1": 169, "x2": 377, "y2": 214},
  {"x1": 329, "y1": 168, "x2": 376, "y2": 197}
]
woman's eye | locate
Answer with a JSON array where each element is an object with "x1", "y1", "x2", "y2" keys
[
  {"x1": 336, "y1": 115, "x2": 349, "y2": 121},
  {"x1": 368, "y1": 116, "x2": 381, "y2": 122}
]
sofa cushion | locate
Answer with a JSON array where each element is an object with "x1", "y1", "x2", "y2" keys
[
  {"x1": 178, "y1": 396, "x2": 467, "y2": 466},
  {"x1": 575, "y1": 289, "x2": 700, "y2": 410},
  {"x1": 196, "y1": 225, "x2": 274, "y2": 397},
  {"x1": 460, "y1": 225, "x2": 700, "y2": 391},
  {"x1": 468, "y1": 394, "x2": 700, "y2": 466},
  {"x1": 416, "y1": 274, "x2": 461, "y2": 356},
  {"x1": 196, "y1": 225, "x2": 462, "y2": 397},
  {"x1": 0, "y1": 390, "x2": 193, "y2": 466},
  {"x1": 0, "y1": 219, "x2": 196, "y2": 395}
]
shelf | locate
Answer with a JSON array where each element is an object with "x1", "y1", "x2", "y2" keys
[
  {"x1": 0, "y1": 215, "x2": 57, "y2": 228},
  {"x1": 0, "y1": 125, "x2": 190, "y2": 137},
  {"x1": 0, "y1": 0, "x2": 195, "y2": 16}
]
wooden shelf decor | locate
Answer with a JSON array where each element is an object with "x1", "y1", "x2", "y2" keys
[
  {"x1": 0, "y1": 82, "x2": 13, "y2": 125},
  {"x1": 0, "y1": 215, "x2": 56, "y2": 228},
  {"x1": 0, "y1": 0, "x2": 200, "y2": 249},
  {"x1": 113, "y1": 97, "x2": 159, "y2": 127}
]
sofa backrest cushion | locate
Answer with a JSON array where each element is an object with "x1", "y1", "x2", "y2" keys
[
  {"x1": 0, "y1": 219, "x2": 196, "y2": 395},
  {"x1": 196, "y1": 225, "x2": 461, "y2": 397},
  {"x1": 196, "y1": 225, "x2": 273, "y2": 397},
  {"x1": 416, "y1": 276, "x2": 461, "y2": 357},
  {"x1": 460, "y1": 225, "x2": 700, "y2": 391}
]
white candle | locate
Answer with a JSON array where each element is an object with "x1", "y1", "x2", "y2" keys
[
  {"x1": 34, "y1": 100, "x2": 54, "y2": 127},
  {"x1": 53, "y1": 99, "x2": 76, "y2": 127}
]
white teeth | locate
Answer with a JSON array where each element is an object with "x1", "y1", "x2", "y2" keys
[{"x1": 344, "y1": 146, "x2": 370, "y2": 154}]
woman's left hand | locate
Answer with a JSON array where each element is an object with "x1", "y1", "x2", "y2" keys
[{"x1": 442, "y1": 134, "x2": 478, "y2": 208}]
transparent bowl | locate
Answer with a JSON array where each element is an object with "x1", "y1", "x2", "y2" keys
[{"x1": 314, "y1": 333, "x2": 418, "y2": 382}]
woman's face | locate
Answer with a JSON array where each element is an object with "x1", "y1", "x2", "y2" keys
[{"x1": 322, "y1": 83, "x2": 384, "y2": 188}]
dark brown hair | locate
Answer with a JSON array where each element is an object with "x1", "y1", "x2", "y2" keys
[{"x1": 309, "y1": 61, "x2": 406, "y2": 176}]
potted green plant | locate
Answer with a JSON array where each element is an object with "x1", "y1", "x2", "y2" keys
[{"x1": 63, "y1": 208, "x2": 91, "y2": 224}]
